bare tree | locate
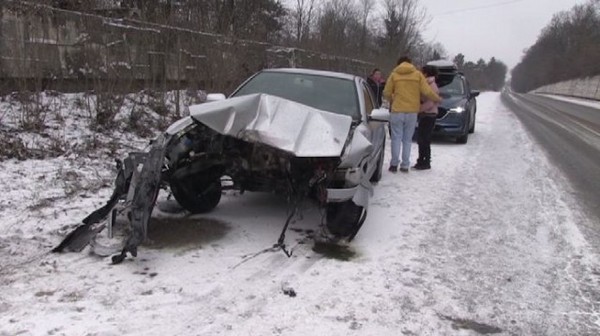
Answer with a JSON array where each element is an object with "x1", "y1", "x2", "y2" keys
[
  {"x1": 291, "y1": 0, "x2": 317, "y2": 45},
  {"x1": 380, "y1": 0, "x2": 430, "y2": 59},
  {"x1": 512, "y1": 0, "x2": 600, "y2": 92},
  {"x1": 412, "y1": 39, "x2": 446, "y2": 66},
  {"x1": 316, "y1": 0, "x2": 359, "y2": 55},
  {"x1": 359, "y1": 0, "x2": 375, "y2": 25},
  {"x1": 359, "y1": 0, "x2": 375, "y2": 54},
  {"x1": 214, "y1": 0, "x2": 235, "y2": 35}
]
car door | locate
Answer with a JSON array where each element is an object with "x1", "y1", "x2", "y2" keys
[{"x1": 358, "y1": 80, "x2": 385, "y2": 176}]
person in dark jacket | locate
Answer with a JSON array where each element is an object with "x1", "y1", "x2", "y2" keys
[
  {"x1": 414, "y1": 65, "x2": 440, "y2": 170},
  {"x1": 366, "y1": 68, "x2": 386, "y2": 107}
]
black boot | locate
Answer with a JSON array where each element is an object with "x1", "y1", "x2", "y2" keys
[{"x1": 413, "y1": 159, "x2": 431, "y2": 170}]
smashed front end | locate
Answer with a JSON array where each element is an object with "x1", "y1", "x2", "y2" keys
[{"x1": 53, "y1": 94, "x2": 373, "y2": 262}]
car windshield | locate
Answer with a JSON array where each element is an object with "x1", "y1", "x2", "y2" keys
[
  {"x1": 438, "y1": 75, "x2": 465, "y2": 97},
  {"x1": 232, "y1": 72, "x2": 360, "y2": 119}
]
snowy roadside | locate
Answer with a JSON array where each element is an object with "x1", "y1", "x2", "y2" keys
[
  {"x1": 1, "y1": 93, "x2": 600, "y2": 335},
  {"x1": 537, "y1": 93, "x2": 600, "y2": 110}
]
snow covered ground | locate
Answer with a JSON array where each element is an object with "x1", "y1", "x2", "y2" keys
[
  {"x1": 538, "y1": 94, "x2": 600, "y2": 110},
  {"x1": 1, "y1": 93, "x2": 600, "y2": 335}
]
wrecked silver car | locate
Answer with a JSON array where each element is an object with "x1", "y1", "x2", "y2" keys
[{"x1": 54, "y1": 68, "x2": 388, "y2": 263}]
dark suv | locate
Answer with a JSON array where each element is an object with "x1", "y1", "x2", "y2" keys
[{"x1": 427, "y1": 60, "x2": 480, "y2": 144}]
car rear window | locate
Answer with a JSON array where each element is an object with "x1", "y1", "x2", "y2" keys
[
  {"x1": 438, "y1": 75, "x2": 466, "y2": 96},
  {"x1": 232, "y1": 72, "x2": 360, "y2": 119}
]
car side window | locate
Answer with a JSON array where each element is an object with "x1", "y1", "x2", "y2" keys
[{"x1": 361, "y1": 83, "x2": 375, "y2": 115}]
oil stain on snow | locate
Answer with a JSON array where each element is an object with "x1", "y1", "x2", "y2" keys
[
  {"x1": 312, "y1": 242, "x2": 357, "y2": 261},
  {"x1": 145, "y1": 217, "x2": 230, "y2": 251}
]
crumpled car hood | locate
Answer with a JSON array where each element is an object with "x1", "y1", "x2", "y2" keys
[{"x1": 167, "y1": 94, "x2": 353, "y2": 157}]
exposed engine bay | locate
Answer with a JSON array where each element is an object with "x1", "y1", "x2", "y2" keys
[{"x1": 167, "y1": 122, "x2": 339, "y2": 201}]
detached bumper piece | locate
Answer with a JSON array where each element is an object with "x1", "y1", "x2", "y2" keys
[{"x1": 52, "y1": 135, "x2": 170, "y2": 264}]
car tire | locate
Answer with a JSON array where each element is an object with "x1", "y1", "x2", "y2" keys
[
  {"x1": 456, "y1": 132, "x2": 469, "y2": 144},
  {"x1": 370, "y1": 138, "x2": 385, "y2": 183},
  {"x1": 469, "y1": 116, "x2": 476, "y2": 134},
  {"x1": 326, "y1": 201, "x2": 365, "y2": 239},
  {"x1": 170, "y1": 176, "x2": 222, "y2": 214}
]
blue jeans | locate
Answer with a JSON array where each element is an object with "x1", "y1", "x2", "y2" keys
[{"x1": 390, "y1": 112, "x2": 418, "y2": 168}]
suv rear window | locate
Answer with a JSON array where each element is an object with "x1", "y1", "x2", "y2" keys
[{"x1": 438, "y1": 75, "x2": 466, "y2": 97}]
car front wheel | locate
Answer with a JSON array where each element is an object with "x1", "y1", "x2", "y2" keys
[
  {"x1": 326, "y1": 201, "x2": 366, "y2": 241},
  {"x1": 170, "y1": 176, "x2": 222, "y2": 214}
]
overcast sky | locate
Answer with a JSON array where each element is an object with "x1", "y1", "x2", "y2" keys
[{"x1": 418, "y1": 0, "x2": 589, "y2": 68}]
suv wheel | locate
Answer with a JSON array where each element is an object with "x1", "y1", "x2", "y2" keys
[
  {"x1": 469, "y1": 115, "x2": 476, "y2": 134},
  {"x1": 456, "y1": 132, "x2": 469, "y2": 144}
]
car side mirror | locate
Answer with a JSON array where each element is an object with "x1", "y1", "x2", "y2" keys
[
  {"x1": 206, "y1": 93, "x2": 226, "y2": 102},
  {"x1": 368, "y1": 108, "x2": 390, "y2": 122},
  {"x1": 470, "y1": 90, "x2": 480, "y2": 98}
]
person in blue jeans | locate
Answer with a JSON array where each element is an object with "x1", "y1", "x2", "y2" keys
[{"x1": 383, "y1": 56, "x2": 441, "y2": 173}]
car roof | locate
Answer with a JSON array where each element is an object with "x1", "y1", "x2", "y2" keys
[
  {"x1": 427, "y1": 60, "x2": 457, "y2": 69},
  {"x1": 261, "y1": 68, "x2": 358, "y2": 81}
]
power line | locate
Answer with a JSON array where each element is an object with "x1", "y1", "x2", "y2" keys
[{"x1": 434, "y1": 0, "x2": 527, "y2": 17}]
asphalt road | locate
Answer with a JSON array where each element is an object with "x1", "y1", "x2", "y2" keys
[{"x1": 502, "y1": 91, "x2": 600, "y2": 234}]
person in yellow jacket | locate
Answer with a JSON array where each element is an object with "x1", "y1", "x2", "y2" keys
[{"x1": 383, "y1": 56, "x2": 441, "y2": 173}]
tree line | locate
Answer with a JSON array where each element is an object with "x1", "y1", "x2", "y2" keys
[
  {"x1": 38, "y1": 0, "x2": 513, "y2": 88},
  {"x1": 43, "y1": 0, "x2": 450, "y2": 71},
  {"x1": 511, "y1": 0, "x2": 600, "y2": 93},
  {"x1": 453, "y1": 54, "x2": 508, "y2": 91}
]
